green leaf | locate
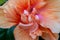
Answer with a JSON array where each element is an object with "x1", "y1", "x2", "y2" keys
[
  {"x1": 0, "y1": 25, "x2": 16, "y2": 40},
  {"x1": 0, "y1": 0, "x2": 8, "y2": 6}
]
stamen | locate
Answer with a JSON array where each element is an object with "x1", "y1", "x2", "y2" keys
[
  {"x1": 28, "y1": 15, "x2": 32, "y2": 22},
  {"x1": 24, "y1": 10, "x2": 29, "y2": 15},
  {"x1": 35, "y1": 15, "x2": 39, "y2": 20},
  {"x1": 32, "y1": 8, "x2": 36, "y2": 12}
]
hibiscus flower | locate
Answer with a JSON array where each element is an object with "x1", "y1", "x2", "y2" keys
[{"x1": 0, "y1": 0, "x2": 60, "y2": 40}]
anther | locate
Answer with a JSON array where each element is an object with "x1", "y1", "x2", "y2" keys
[{"x1": 24, "y1": 10, "x2": 29, "y2": 15}]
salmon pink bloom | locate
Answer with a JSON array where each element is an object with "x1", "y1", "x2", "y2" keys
[{"x1": 0, "y1": 0, "x2": 60, "y2": 40}]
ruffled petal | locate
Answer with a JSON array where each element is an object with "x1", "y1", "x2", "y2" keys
[
  {"x1": 0, "y1": 8, "x2": 15, "y2": 28},
  {"x1": 39, "y1": 0, "x2": 60, "y2": 33}
]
